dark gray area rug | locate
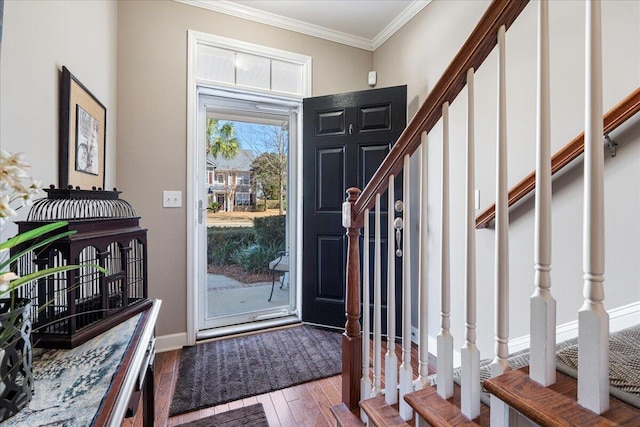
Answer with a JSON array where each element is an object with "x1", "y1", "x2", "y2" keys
[
  {"x1": 175, "y1": 403, "x2": 269, "y2": 427},
  {"x1": 170, "y1": 325, "x2": 341, "y2": 416}
]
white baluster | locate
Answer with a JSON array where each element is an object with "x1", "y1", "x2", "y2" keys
[
  {"x1": 415, "y1": 133, "x2": 429, "y2": 391},
  {"x1": 385, "y1": 174, "x2": 398, "y2": 405},
  {"x1": 373, "y1": 194, "x2": 383, "y2": 395},
  {"x1": 579, "y1": 0, "x2": 609, "y2": 414},
  {"x1": 530, "y1": 0, "x2": 557, "y2": 387},
  {"x1": 461, "y1": 68, "x2": 481, "y2": 420},
  {"x1": 399, "y1": 154, "x2": 413, "y2": 421},
  {"x1": 361, "y1": 208, "x2": 371, "y2": 422},
  {"x1": 490, "y1": 25, "x2": 512, "y2": 427},
  {"x1": 436, "y1": 105, "x2": 454, "y2": 399}
]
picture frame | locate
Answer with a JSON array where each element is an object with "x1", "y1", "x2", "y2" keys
[{"x1": 59, "y1": 66, "x2": 107, "y2": 190}]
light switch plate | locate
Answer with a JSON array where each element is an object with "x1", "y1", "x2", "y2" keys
[
  {"x1": 475, "y1": 189, "x2": 480, "y2": 210},
  {"x1": 163, "y1": 190, "x2": 182, "y2": 208}
]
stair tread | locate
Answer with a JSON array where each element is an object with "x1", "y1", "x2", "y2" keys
[
  {"x1": 405, "y1": 385, "x2": 482, "y2": 427},
  {"x1": 359, "y1": 395, "x2": 411, "y2": 427},
  {"x1": 485, "y1": 367, "x2": 622, "y2": 426},
  {"x1": 330, "y1": 403, "x2": 365, "y2": 427}
]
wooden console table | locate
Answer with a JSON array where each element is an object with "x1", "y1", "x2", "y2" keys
[
  {"x1": 100, "y1": 298, "x2": 161, "y2": 426},
  {"x1": 4, "y1": 299, "x2": 161, "y2": 427}
]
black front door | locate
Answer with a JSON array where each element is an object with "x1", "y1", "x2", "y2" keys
[{"x1": 302, "y1": 85, "x2": 407, "y2": 329}]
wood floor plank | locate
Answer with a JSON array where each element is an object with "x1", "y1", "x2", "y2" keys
[
  {"x1": 269, "y1": 389, "x2": 299, "y2": 427},
  {"x1": 255, "y1": 393, "x2": 282, "y2": 427},
  {"x1": 202, "y1": 406, "x2": 218, "y2": 418},
  {"x1": 281, "y1": 381, "x2": 302, "y2": 402},
  {"x1": 213, "y1": 402, "x2": 230, "y2": 414},
  {"x1": 155, "y1": 372, "x2": 175, "y2": 426},
  {"x1": 319, "y1": 376, "x2": 342, "y2": 405},
  {"x1": 306, "y1": 380, "x2": 338, "y2": 425},
  {"x1": 167, "y1": 415, "x2": 182, "y2": 427},
  {"x1": 242, "y1": 396, "x2": 258, "y2": 405},
  {"x1": 228, "y1": 399, "x2": 244, "y2": 410},
  {"x1": 287, "y1": 383, "x2": 328, "y2": 426}
]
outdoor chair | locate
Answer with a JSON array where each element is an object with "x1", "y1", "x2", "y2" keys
[{"x1": 268, "y1": 251, "x2": 289, "y2": 301}]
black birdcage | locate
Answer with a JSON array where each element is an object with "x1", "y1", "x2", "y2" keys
[{"x1": 12, "y1": 187, "x2": 150, "y2": 348}]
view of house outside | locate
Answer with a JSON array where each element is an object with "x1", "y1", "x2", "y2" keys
[
  {"x1": 205, "y1": 118, "x2": 289, "y2": 319},
  {"x1": 206, "y1": 119, "x2": 287, "y2": 216}
]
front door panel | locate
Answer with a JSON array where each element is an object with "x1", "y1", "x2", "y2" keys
[{"x1": 302, "y1": 85, "x2": 407, "y2": 329}]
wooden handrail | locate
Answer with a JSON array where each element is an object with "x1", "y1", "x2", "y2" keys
[
  {"x1": 341, "y1": 0, "x2": 531, "y2": 412},
  {"x1": 475, "y1": 86, "x2": 640, "y2": 228},
  {"x1": 353, "y1": 0, "x2": 529, "y2": 220}
]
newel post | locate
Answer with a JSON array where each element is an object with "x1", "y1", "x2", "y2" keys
[{"x1": 342, "y1": 187, "x2": 363, "y2": 410}]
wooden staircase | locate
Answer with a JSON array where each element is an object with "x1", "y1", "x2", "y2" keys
[
  {"x1": 334, "y1": 368, "x2": 640, "y2": 427},
  {"x1": 484, "y1": 368, "x2": 640, "y2": 427},
  {"x1": 331, "y1": 0, "x2": 640, "y2": 425}
]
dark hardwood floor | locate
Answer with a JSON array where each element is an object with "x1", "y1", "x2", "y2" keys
[{"x1": 122, "y1": 335, "x2": 422, "y2": 426}]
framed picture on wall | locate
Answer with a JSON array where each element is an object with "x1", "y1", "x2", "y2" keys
[{"x1": 59, "y1": 66, "x2": 107, "y2": 189}]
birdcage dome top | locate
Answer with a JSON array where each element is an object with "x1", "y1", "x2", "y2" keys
[{"x1": 26, "y1": 187, "x2": 138, "y2": 221}]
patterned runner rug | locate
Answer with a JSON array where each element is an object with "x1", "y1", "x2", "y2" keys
[
  {"x1": 169, "y1": 324, "x2": 341, "y2": 416},
  {"x1": 556, "y1": 323, "x2": 640, "y2": 408}
]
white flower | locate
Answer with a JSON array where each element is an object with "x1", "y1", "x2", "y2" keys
[
  {"x1": 0, "y1": 195, "x2": 18, "y2": 225},
  {"x1": 28, "y1": 179, "x2": 42, "y2": 193},
  {"x1": 0, "y1": 272, "x2": 19, "y2": 294},
  {"x1": 1, "y1": 150, "x2": 31, "y2": 189},
  {"x1": 0, "y1": 150, "x2": 30, "y2": 172},
  {"x1": 0, "y1": 151, "x2": 41, "y2": 222}
]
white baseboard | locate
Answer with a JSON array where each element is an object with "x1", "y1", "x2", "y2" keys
[
  {"x1": 411, "y1": 326, "x2": 462, "y2": 367},
  {"x1": 156, "y1": 332, "x2": 188, "y2": 353},
  {"x1": 510, "y1": 300, "x2": 640, "y2": 353},
  {"x1": 410, "y1": 301, "x2": 640, "y2": 366}
]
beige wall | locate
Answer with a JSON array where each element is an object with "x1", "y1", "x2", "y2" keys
[
  {"x1": 374, "y1": 0, "x2": 640, "y2": 356},
  {"x1": 116, "y1": 0, "x2": 373, "y2": 337},
  {"x1": 0, "y1": 0, "x2": 118, "y2": 208}
]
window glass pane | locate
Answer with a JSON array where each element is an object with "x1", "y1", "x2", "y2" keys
[
  {"x1": 236, "y1": 53, "x2": 270, "y2": 90},
  {"x1": 217, "y1": 174, "x2": 225, "y2": 184},
  {"x1": 235, "y1": 192, "x2": 250, "y2": 206},
  {"x1": 272, "y1": 60, "x2": 302, "y2": 95},
  {"x1": 198, "y1": 46, "x2": 235, "y2": 84},
  {"x1": 236, "y1": 173, "x2": 249, "y2": 185}
]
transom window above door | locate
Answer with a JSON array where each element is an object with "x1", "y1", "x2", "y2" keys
[{"x1": 191, "y1": 32, "x2": 311, "y2": 98}]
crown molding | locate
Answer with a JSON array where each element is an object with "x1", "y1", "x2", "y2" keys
[
  {"x1": 372, "y1": 0, "x2": 430, "y2": 50},
  {"x1": 175, "y1": 0, "x2": 430, "y2": 52}
]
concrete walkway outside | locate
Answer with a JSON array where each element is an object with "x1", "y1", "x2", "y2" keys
[{"x1": 207, "y1": 273, "x2": 289, "y2": 318}]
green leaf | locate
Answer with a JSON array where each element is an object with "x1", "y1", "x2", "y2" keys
[
  {"x1": 0, "y1": 230, "x2": 77, "y2": 271},
  {"x1": 0, "y1": 222, "x2": 72, "y2": 251},
  {"x1": 2, "y1": 264, "x2": 107, "y2": 292}
]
